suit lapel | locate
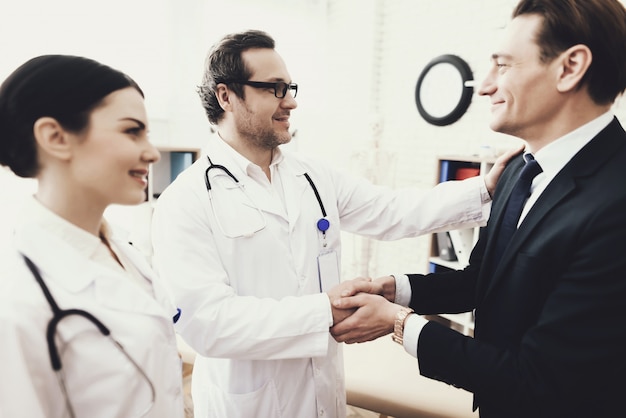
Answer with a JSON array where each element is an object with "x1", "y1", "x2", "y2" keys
[
  {"x1": 481, "y1": 118, "x2": 625, "y2": 299},
  {"x1": 480, "y1": 155, "x2": 525, "y2": 271},
  {"x1": 483, "y1": 176, "x2": 576, "y2": 296}
]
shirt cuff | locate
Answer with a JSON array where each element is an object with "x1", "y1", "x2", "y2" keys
[
  {"x1": 323, "y1": 293, "x2": 335, "y2": 327},
  {"x1": 393, "y1": 274, "x2": 411, "y2": 306},
  {"x1": 402, "y1": 314, "x2": 428, "y2": 364},
  {"x1": 478, "y1": 176, "x2": 493, "y2": 222},
  {"x1": 478, "y1": 176, "x2": 492, "y2": 204}
]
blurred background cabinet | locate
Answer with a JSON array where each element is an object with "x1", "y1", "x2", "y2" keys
[
  {"x1": 427, "y1": 154, "x2": 496, "y2": 334},
  {"x1": 147, "y1": 146, "x2": 202, "y2": 201}
]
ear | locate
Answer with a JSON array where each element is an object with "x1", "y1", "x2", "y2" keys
[
  {"x1": 215, "y1": 83, "x2": 234, "y2": 112},
  {"x1": 33, "y1": 117, "x2": 73, "y2": 161},
  {"x1": 555, "y1": 44, "x2": 592, "y2": 94}
]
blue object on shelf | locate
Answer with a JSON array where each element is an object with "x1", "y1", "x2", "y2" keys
[{"x1": 170, "y1": 152, "x2": 194, "y2": 182}]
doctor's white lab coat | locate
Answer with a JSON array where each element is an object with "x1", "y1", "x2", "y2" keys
[
  {"x1": 0, "y1": 213, "x2": 184, "y2": 418},
  {"x1": 151, "y1": 136, "x2": 489, "y2": 418}
]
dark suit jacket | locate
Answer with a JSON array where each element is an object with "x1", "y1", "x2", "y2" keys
[{"x1": 408, "y1": 118, "x2": 626, "y2": 418}]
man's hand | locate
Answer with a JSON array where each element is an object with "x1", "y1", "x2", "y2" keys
[
  {"x1": 326, "y1": 277, "x2": 382, "y2": 325},
  {"x1": 484, "y1": 144, "x2": 525, "y2": 197},
  {"x1": 373, "y1": 275, "x2": 396, "y2": 302},
  {"x1": 330, "y1": 293, "x2": 401, "y2": 343}
]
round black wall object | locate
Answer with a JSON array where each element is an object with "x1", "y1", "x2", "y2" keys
[{"x1": 415, "y1": 54, "x2": 474, "y2": 126}]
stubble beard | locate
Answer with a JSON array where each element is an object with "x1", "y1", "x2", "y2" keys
[{"x1": 236, "y1": 106, "x2": 291, "y2": 151}]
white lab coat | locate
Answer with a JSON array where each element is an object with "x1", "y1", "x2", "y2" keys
[
  {"x1": 151, "y1": 135, "x2": 488, "y2": 418},
  {"x1": 0, "y1": 213, "x2": 185, "y2": 418}
]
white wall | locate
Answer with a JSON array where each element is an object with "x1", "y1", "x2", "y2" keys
[{"x1": 1, "y1": 0, "x2": 625, "y2": 279}]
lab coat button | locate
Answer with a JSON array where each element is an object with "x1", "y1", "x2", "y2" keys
[{"x1": 318, "y1": 408, "x2": 325, "y2": 416}]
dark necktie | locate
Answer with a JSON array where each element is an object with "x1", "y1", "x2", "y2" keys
[{"x1": 492, "y1": 154, "x2": 543, "y2": 269}]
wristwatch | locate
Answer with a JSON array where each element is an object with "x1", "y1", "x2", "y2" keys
[{"x1": 391, "y1": 307, "x2": 415, "y2": 345}]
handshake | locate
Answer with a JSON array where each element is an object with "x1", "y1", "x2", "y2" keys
[{"x1": 326, "y1": 276, "x2": 408, "y2": 344}]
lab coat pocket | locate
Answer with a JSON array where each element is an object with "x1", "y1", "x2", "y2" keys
[
  {"x1": 209, "y1": 177, "x2": 266, "y2": 238},
  {"x1": 207, "y1": 379, "x2": 282, "y2": 418}
]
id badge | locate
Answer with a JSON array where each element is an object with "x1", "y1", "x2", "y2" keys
[{"x1": 317, "y1": 250, "x2": 340, "y2": 292}]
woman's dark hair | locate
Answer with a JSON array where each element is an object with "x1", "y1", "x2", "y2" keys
[
  {"x1": 0, "y1": 54, "x2": 143, "y2": 178},
  {"x1": 197, "y1": 30, "x2": 275, "y2": 125},
  {"x1": 513, "y1": 0, "x2": 626, "y2": 104}
]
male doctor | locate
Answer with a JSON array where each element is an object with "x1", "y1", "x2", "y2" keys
[{"x1": 151, "y1": 30, "x2": 514, "y2": 418}]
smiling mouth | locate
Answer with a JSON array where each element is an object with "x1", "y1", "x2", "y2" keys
[{"x1": 130, "y1": 170, "x2": 148, "y2": 182}]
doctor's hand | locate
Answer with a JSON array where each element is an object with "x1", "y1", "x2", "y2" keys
[
  {"x1": 326, "y1": 277, "x2": 382, "y2": 325},
  {"x1": 484, "y1": 144, "x2": 525, "y2": 197},
  {"x1": 330, "y1": 293, "x2": 401, "y2": 344}
]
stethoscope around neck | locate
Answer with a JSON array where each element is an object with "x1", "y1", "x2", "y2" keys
[
  {"x1": 21, "y1": 254, "x2": 155, "y2": 418},
  {"x1": 204, "y1": 155, "x2": 330, "y2": 238}
]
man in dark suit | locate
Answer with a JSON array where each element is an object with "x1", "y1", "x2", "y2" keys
[{"x1": 331, "y1": 0, "x2": 626, "y2": 416}]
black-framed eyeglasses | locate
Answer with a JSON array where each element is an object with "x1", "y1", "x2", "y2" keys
[{"x1": 226, "y1": 80, "x2": 298, "y2": 99}]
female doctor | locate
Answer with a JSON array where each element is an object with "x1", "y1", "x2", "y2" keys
[{"x1": 0, "y1": 55, "x2": 184, "y2": 417}]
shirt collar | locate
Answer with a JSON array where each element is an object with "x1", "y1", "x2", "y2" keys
[
  {"x1": 21, "y1": 196, "x2": 103, "y2": 261},
  {"x1": 214, "y1": 132, "x2": 284, "y2": 177},
  {"x1": 532, "y1": 111, "x2": 613, "y2": 178}
]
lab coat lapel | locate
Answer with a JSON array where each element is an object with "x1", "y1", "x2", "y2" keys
[
  {"x1": 204, "y1": 138, "x2": 287, "y2": 220},
  {"x1": 90, "y1": 243, "x2": 172, "y2": 320},
  {"x1": 15, "y1": 222, "x2": 103, "y2": 295},
  {"x1": 238, "y1": 176, "x2": 288, "y2": 220},
  {"x1": 280, "y1": 158, "x2": 310, "y2": 229},
  {"x1": 15, "y1": 222, "x2": 170, "y2": 321},
  {"x1": 110, "y1": 237, "x2": 178, "y2": 319}
]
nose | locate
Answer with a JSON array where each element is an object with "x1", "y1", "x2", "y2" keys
[
  {"x1": 142, "y1": 141, "x2": 161, "y2": 164},
  {"x1": 280, "y1": 91, "x2": 298, "y2": 109},
  {"x1": 478, "y1": 69, "x2": 497, "y2": 97}
]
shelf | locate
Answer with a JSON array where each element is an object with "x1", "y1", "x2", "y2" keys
[
  {"x1": 427, "y1": 154, "x2": 492, "y2": 332},
  {"x1": 436, "y1": 154, "x2": 497, "y2": 164},
  {"x1": 148, "y1": 147, "x2": 201, "y2": 200}
]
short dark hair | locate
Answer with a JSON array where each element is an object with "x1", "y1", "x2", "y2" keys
[
  {"x1": 513, "y1": 0, "x2": 626, "y2": 104},
  {"x1": 197, "y1": 30, "x2": 275, "y2": 125},
  {"x1": 0, "y1": 54, "x2": 143, "y2": 178}
]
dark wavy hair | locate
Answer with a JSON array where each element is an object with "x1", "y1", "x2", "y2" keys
[
  {"x1": 513, "y1": 0, "x2": 626, "y2": 104},
  {"x1": 197, "y1": 30, "x2": 275, "y2": 125},
  {"x1": 0, "y1": 54, "x2": 143, "y2": 178}
]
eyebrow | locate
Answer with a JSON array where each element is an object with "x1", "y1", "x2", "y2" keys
[
  {"x1": 254, "y1": 77, "x2": 289, "y2": 82},
  {"x1": 120, "y1": 118, "x2": 146, "y2": 129},
  {"x1": 491, "y1": 53, "x2": 513, "y2": 61}
]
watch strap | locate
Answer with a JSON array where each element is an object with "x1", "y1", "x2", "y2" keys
[{"x1": 391, "y1": 307, "x2": 414, "y2": 345}]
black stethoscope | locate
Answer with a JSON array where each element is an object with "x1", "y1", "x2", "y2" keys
[
  {"x1": 22, "y1": 254, "x2": 156, "y2": 417},
  {"x1": 204, "y1": 155, "x2": 330, "y2": 237}
]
